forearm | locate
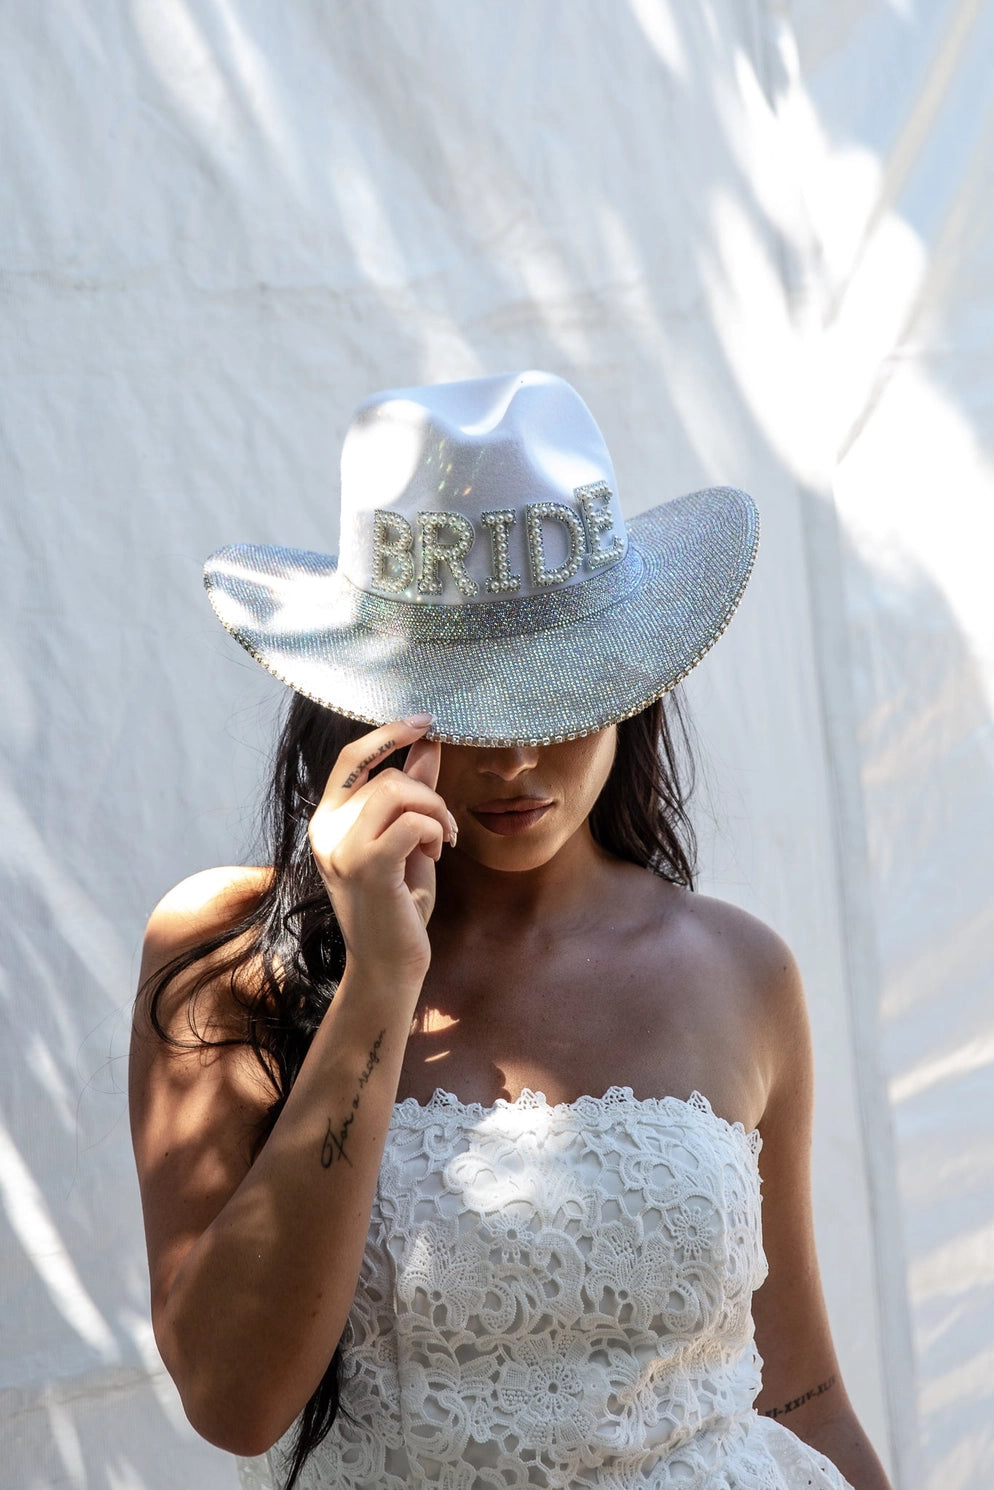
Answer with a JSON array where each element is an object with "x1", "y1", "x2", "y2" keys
[
  {"x1": 794, "y1": 1407, "x2": 892, "y2": 1490},
  {"x1": 158, "y1": 965, "x2": 419, "y2": 1454}
]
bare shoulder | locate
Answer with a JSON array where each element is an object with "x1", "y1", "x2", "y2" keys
[
  {"x1": 633, "y1": 882, "x2": 810, "y2": 1128},
  {"x1": 136, "y1": 866, "x2": 273, "y2": 1039},
  {"x1": 142, "y1": 865, "x2": 272, "y2": 964},
  {"x1": 617, "y1": 870, "x2": 808, "y2": 1021},
  {"x1": 689, "y1": 892, "x2": 813, "y2": 1124},
  {"x1": 676, "y1": 889, "x2": 803, "y2": 1002}
]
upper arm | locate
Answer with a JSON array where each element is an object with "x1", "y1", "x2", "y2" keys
[
  {"x1": 749, "y1": 936, "x2": 852, "y2": 1430},
  {"x1": 129, "y1": 867, "x2": 274, "y2": 1330}
]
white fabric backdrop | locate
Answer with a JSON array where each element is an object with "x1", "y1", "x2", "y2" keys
[
  {"x1": 1, "y1": 3, "x2": 989, "y2": 1487},
  {"x1": 785, "y1": 5, "x2": 994, "y2": 1485}
]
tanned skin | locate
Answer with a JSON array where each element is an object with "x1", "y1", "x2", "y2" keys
[
  {"x1": 130, "y1": 718, "x2": 891, "y2": 1486},
  {"x1": 321, "y1": 1030, "x2": 384, "y2": 1168}
]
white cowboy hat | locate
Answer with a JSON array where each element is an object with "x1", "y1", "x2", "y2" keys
[{"x1": 204, "y1": 370, "x2": 759, "y2": 746}]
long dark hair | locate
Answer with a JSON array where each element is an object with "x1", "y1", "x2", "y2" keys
[{"x1": 142, "y1": 689, "x2": 698, "y2": 1487}]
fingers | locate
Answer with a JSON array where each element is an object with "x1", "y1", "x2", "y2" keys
[
  {"x1": 403, "y1": 735, "x2": 441, "y2": 793},
  {"x1": 374, "y1": 811, "x2": 446, "y2": 867},
  {"x1": 309, "y1": 724, "x2": 456, "y2": 877},
  {"x1": 307, "y1": 719, "x2": 446, "y2": 971},
  {"x1": 350, "y1": 772, "x2": 454, "y2": 850},
  {"x1": 318, "y1": 716, "x2": 433, "y2": 810},
  {"x1": 379, "y1": 812, "x2": 444, "y2": 928}
]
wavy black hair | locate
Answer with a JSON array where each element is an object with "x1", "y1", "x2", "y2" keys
[{"x1": 142, "y1": 689, "x2": 698, "y2": 1487}]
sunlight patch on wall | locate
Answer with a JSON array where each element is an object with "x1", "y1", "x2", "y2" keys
[
  {"x1": 834, "y1": 366, "x2": 994, "y2": 708},
  {"x1": 703, "y1": 186, "x2": 803, "y2": 469},
  {"x1": 628, "y1": 0, "x2": 688, "y2": 79},
  {"x1": 0, "y1": 1119, "x2": 117, "y2": 1363},
  {"x1": 890, "y1": 1031, "x2": 994, "y2": 1105}
]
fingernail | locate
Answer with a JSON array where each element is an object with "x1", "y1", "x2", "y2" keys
[
  {"x1": 447, "y1": 812, "x2": 458, "y2": 845},
  {"x1": 405, "y1": 713, "x2": 433, "y2": 728}
]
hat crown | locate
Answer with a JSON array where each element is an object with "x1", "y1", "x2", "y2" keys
[{"x1": 337, "y1": 371, "x2": 628, "y2": 603}]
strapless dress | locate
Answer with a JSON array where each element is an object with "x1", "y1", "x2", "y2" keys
[{"x1": 238, "y1": 1086, "x2": 854, "y2": 1489}]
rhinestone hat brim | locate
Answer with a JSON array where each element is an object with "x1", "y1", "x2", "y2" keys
[{"x1": 203, "y1": 486, "x2": 759, "y2": 747}]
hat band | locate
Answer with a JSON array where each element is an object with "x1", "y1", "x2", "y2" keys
[{"x1": 339, "y1": 542, "x2": 645, "y2": 644}]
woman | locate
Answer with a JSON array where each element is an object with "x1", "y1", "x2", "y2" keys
[{"x1": 130, "y1": 371, "x2": 891, "y2": 1490}]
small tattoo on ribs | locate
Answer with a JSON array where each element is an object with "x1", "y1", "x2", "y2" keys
[
  {"x1": 763, "y1": 1373, "x2": 837, "y2": 1419},
  {"x1": 341, "y1": 740, "x2": 396, "y2": 789},
  {"x1": 320, "y1": 1029, "x2": 386, "y2": 1169}
]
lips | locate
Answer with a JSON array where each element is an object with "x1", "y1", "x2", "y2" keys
[{"x1": 469, "y1": 797, "x2": 553, "y2": 836}]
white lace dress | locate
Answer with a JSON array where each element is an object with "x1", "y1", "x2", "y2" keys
[{"x1": 238, "y1": 1088, "x2": 854, "y2": 1490}]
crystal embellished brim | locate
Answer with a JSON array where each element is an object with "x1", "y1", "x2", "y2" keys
[{"x1": 203, "y1": 486, "x2": 759, "y2": 746}]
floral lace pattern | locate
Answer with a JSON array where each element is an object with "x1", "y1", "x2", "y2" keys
[{"x1": 239, "y1": 1088, "x2": 853, "y2": 1490}]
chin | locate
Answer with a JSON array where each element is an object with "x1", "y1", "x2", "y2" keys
[{"x1": 458, "y1": 829, "x2": 563, "y2": 873}]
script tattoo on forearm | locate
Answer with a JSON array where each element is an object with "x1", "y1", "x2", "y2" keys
[
  {"x1": 320, "y1": 1029, "x2": 386, "y2": 1169},
  {"x1": 341, "y1": 740, "x2": 396, "y2": 789},
  {"x1": 763, "y1": 1373, "x2": 838, "y2": 1419}
]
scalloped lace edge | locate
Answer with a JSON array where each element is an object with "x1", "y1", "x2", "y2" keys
[{"x1": 392, "y1": 1084, "x2": 762, "y2": 1157}]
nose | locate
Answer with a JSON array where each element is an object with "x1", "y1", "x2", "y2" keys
[{"x1": 475, "y1": 745, "x2": 541, "y2": 781}]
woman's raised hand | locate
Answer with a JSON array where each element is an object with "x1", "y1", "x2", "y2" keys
[
  {"x1": 132, "y1": 716, "x2": 457, "y2": 1452},
  {"x1": 308, "y1": 717, "x2": 455, "y2": 986}
]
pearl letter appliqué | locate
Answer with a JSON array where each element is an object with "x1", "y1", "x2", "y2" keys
[
  {"x1": 480, "y1": 509, "x2": 522, "y2": 594},
  {"x1": 576, "y1": 481, "x2": 624, "y2": 569},
  {"x1": 372, "y1": 511, "x2": 416, "y2": 592},
  {"x1": 525, "y1": 502, "x2": 585, "y2": 587},
  {"x1": 417, "y1": 511, "x2": 480, "y2": 597}
]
